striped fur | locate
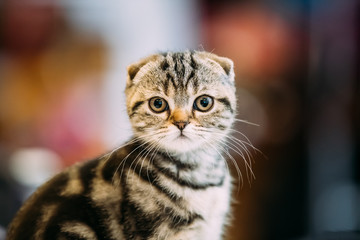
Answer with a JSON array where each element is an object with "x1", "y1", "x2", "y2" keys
[{"x1": 7, "y1": 51, "x2": 237, "y2": 240}]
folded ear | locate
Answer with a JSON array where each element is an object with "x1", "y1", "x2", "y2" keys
[
  {"x1": 196, "y1": 51, "x2": 234, "y2": 78},
  {"x1": 126, "y1": 54, "x2": 162, "y2": 87}
]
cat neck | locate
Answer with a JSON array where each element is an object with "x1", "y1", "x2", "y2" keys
[
  {"x1": 153, "y1": 146, "x2": 228, "y2": 189},
  {"x1": 113, "y1": 140, "x2": 228, "y2": 188}
]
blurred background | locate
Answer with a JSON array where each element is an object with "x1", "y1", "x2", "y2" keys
[{"x1": 0, "y1": 0, "x2": 359, "y2": 239}]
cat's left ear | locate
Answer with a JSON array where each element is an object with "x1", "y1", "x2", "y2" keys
[
  {"x1": 197, "y1": 52, "x2": 234, "y2": 80},
  {"x1": 126, "y1": 54, "x2": 162, "y2": 87}
]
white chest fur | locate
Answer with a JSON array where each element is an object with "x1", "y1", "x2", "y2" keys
[{"x1": 181, "y1": 173, "x2": 231, "y2": 240}]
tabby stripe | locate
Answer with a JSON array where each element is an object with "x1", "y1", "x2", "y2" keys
[
  {"x1": 157, "y1": 152, "x2": 198, "y2": 171},
  {"x1": 174, "y1": 59, "x2": 179, "y2": 75},
  {"x1": 167, "y1": 72, "x2": 177, "y2": 90},
  {"x1": 174, "y1": 54, "x2": 186, "y2": 79},
  {"x1": 130, "y1": 101, "x2": 144, "y2": 117},
  {"x1": 120, "y1": 194, "x2": 161, "y2": 239},
  {"x1": 190, "y1": 52, "x2": 198, "y2": 70},
  {"x1": 185, "y1": 52, "x2": 198, "y2": 89},
  {"x1": 108, "y1": 145, "x2": 184, "y2": 203},
  {"x1": 191, "y1": 54, "x2": 199, "y2": 92},
  {"x1": 78, "y1": 159, "x2": 100, "y2": 194},
  {"x1": 7, "y1": 173, "x2": 69, "y2": 239},
  {"x1": 102, "y1": 144, "x2": 220, "y2": 235},
  {"x1": 217, "y1": 97, "x2": 233, "y2": 113},
  {"x1": 192, "y1": 76, "x2": 199, "y2": 93},
  {"x1": 185, "y1": 70, "x2": 195, "y2": 89},
  {"x1": 121, "y1": 192, "x2": 202, "y2": 239},
  {"x1": 59, "y1": 230, "x2": 89, "y2": 240},
  {"x1": 44, "y1": 196, "x2": 113, "y2": 240},
  {"x1": 160, "y1": 59, "x2": 169, "y2": 71},
  {"x1": 163, "y1": 74, "x2": 170, "y2": 95},
  {"x1": 101, "y1": 144, "x2": 136, "y2": 183},
  {"x1": 135, "y1": 126, "x2": 145, "y2": 132},
  {"x1": 218, "y1": 124, "x2": 226, "y2": 130},
  {"x1": 130, "y1": 160, "x2": 183, "y2": 203},
  {"x1": 163, "y1": 206, "x2": 204, "y2": 229},
  {"x1": 151, "y1": 161, "x2": 225, "y2": 190},
  {"x1": 152, "y1": 149, "x2": 225, "y2": 189},
  {"x1": 44, "y1": 160, "x2": 115, "y2": 239}
]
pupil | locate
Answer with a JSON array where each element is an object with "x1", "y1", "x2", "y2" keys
[
  {"x1": 154, "y1": 99, "x2": 163, "y2": 108},
  {"x1": 200, "y1": 98, "x2": 209, "y2": 107}
]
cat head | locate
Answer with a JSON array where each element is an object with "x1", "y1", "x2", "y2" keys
[{"x1": 125, "y1": 51, "x2": 236, "y2": 154}]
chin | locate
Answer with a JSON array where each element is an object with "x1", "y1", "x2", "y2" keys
[{"x1": 160, "y1": 135, "x2": 204, "y2": 154}]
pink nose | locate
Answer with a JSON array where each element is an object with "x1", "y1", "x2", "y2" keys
[{"x1": 174, "y1": 121, "x2": 188, "y2": 130}]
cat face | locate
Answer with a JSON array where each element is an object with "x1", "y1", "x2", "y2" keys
[{"x1": 125, "y1": 51, "x2": 236, "y2": 154}]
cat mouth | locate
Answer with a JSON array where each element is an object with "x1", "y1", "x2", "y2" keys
[
  {"x1": 177, "y1": 132, "x2": 189, "y2": 139},
  {"x1": 178, "y1": 134, "x2": 188, "y2": 139}
]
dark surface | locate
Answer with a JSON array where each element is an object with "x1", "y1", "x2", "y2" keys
[{"x1": 304, "y1": 232, "x2": 360, "y2": 240}]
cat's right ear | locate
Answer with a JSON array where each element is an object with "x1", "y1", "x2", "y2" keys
[
  {"x1": 126, "y1": 54, "x2": 162, "y2": 88},
  {"x1": 195, "y1": 51, "x2": 235, "y2": 81}
]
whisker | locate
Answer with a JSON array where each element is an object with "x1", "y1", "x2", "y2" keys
[
  {"x1": 125, "y1": 133, "x2": 166, "y2": 184},
  {"x1": 138, "y1": 140, "x2": 159, "y2": 182},
  {"x1": 115, "y1": 140, "x2": 150, "y2": 187},
  {"x1": 102, "y1": 136, "x2": 142, "y2": 163},
  {"x1": 214, "y1": 131, "x2": 255, "y2": 164},
  {"x1": 112, "y1": 130, "x2": 165, "y2": 187},
  {"x1": 128, "y1": 141, "x2": 156, "y2": 182},
  {"x1": 147, "y1": 142, "x2": 162, "y2": 189},
  {"x1": 217, "y1": 143, "x2": 244, "y2": 191},
  {"x1": 189, "y1": 131, "x2": 243, "y2": 192},
  {"x1": 227, "y1": 129, "x2": 258, "y2": 150},
  {"x1": 224, "y1": 135, "x2": 255, "y2": 158},
  {"x1": 233, "y1": 118, "x2": 260, "y2": 127},
  {"x1": 194, "y1": 126, "x2": 259, "y2": 187},
  {"x1": 217, "y1": 138, "x2": 255, "y2": 184}
]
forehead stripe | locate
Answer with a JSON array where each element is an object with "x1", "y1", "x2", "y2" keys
[
  {"x1": 161, "y1": 59, "x2": 169, "y2": 71},
  {"x1": 174, "y1": 55, "x2": 185, "y2": 79},
  {"x1": 190, "y1": 52, "x2": 198, "y2": 69},
  {"x1": 185, "y1": 70, "x2": 195, "y2": 89},
  {"x1": 166, "y1": 72, "x2": 177, "y2": 91},
  {"x1": 185, "y1": 52, "x2": 197, "y2": 89}
]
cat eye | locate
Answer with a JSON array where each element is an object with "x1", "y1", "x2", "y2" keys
[
  {"x1": 193, "y1": 95, "x2": 214, "y2": 112},
  {"x1": 149, "y1": 97, "x2": 168, "y2": 113}
]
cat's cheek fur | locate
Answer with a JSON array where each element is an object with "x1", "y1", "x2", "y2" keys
[{"x1": 131, "y1": 112, "x2": 167, "y2": 133}]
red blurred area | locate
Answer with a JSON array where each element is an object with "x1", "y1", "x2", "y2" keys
[
  {"x1": 3, "y1": 0, "x2": 60, "y2": 55},
  {"x1": 203, "y1": 4, "x2": 302, "y2": 83}
]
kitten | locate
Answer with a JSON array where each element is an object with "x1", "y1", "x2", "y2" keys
[{"x1": 6, "y1": 51, "x2": 237, "y2": 240}]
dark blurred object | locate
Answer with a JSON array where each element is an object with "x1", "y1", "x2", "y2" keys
[
  {"x1": 307, "y1": 0, "x2": 359, "y2": 236},
  {"x1": 0, "y1": 176, "x2": 21, "y2": 229},
  {"x1": 201, "y1": 0, "x2": 359, "y2": 239},
  {"x1": 0, "y1": 150, "x2": 22, "y2": 229},
  {"x1": 202, "y1": 1, "x2": 309, "y2": 239},
  {"x1": 304, "y1": 231, "x2": 360, "y2": 240}
]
